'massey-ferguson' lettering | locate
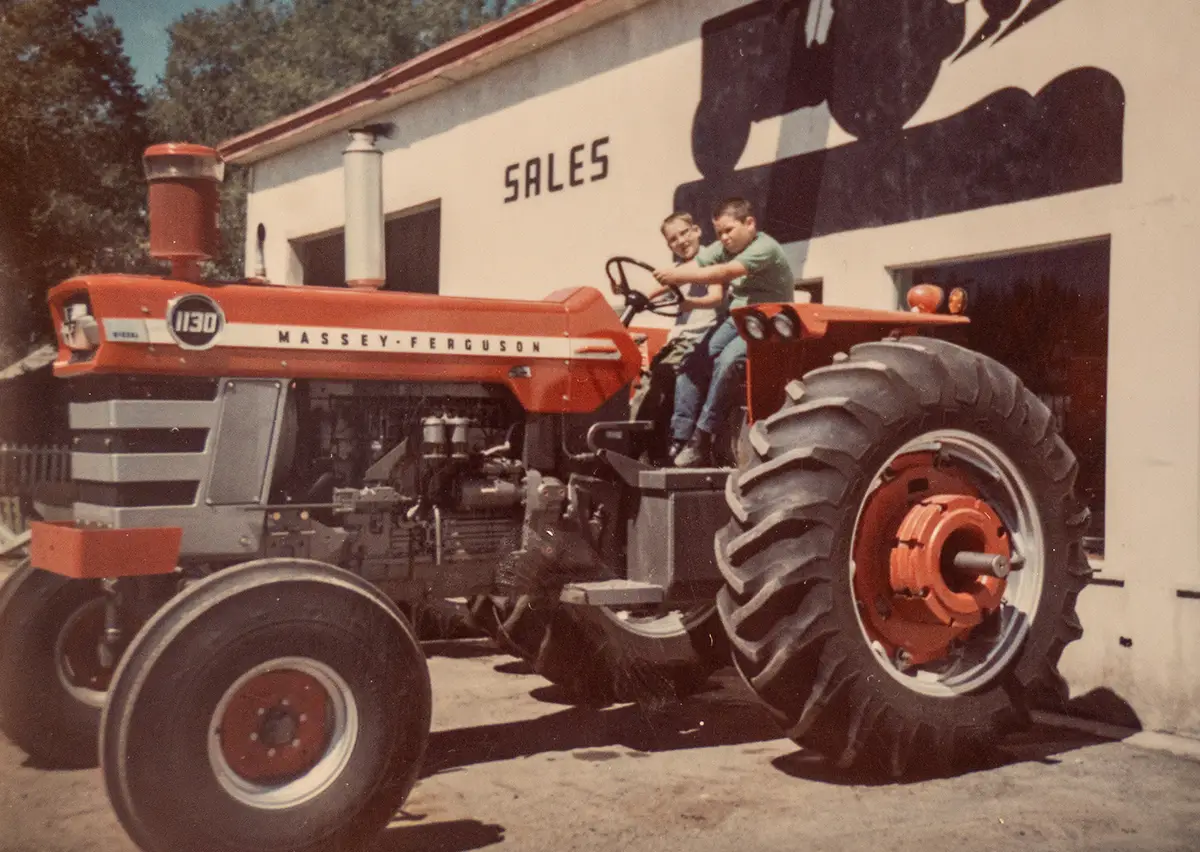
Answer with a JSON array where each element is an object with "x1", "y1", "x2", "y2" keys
[{"x1": 269, "y1": 327, "x2": 546, "y2": 356}]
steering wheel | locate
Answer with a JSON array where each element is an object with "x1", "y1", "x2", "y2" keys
[{"x1": 605, "y1": 256, "x2": 685, "y2": 322}]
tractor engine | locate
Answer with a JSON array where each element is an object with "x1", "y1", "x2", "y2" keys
[
  {"x1": 62, "y1": 372, "x2": 540, "y2": 602},
  {"x1": 37, "y1": 138, "x2": 637, "y2": 604},
  {"x1": 263, "y1": 380, "x2": 532, "y2": 598}
]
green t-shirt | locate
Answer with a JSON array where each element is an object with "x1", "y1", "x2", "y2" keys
[{"x1": 695, "y1": 231, "x2": 794, "y2": 310}]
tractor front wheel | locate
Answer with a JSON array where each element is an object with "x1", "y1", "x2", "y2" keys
[
  {"x1": 0, "y1": 561, "x2": 111, "y2": 768},
  {"x1": 101, "y1": 559, "x2": 431, "y2": 852},
  {"x1": 716, "y1": 337, "x2": 1090, "y2": 775}
]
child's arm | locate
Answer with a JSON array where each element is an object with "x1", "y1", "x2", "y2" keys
[
  {"x1": 654, "y1": 259, "x2": 747, "y2": 287},
  {"x1": 648, "y1": 259, "x2": 746, "y2": 302},
  {"x1": 682, "y1": 283, "x2": 725, "y2": 309}
]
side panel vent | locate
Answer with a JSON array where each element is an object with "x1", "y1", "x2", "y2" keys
[{"x1": 207, "y1": 380, "x2": 284, "y2": 505}]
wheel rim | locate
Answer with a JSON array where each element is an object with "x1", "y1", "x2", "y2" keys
[
  {"x1": 849, "y1": 429, "x2": 1045, "y2": 697},
  {"x1": 54, "y1": 597, "x2": 111, "y2": 709},
  {"x1": 207, "y1": 657, "x2": 358, "y2": 810}
]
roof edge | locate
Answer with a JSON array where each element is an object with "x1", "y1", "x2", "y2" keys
[{"x1": 217, "y1": 0, "x2": 619, "y2": 165}]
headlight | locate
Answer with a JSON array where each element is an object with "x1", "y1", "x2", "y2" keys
[
  {"x1": 742, "y1": 312, "x2": 769, "y2": 341},
  {"x1": 60, "y1": 300, "x2": 100, "y2": 351},
  {"x1": 772, "y1": 310, "x2": 798, "y2": 339}
]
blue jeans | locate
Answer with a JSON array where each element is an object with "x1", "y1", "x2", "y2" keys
[{"x1": 670, "y1": 317, "x2": 746, "y2": 442}]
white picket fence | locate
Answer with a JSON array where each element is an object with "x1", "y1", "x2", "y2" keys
[{"x1": 0, "y1": 444, "x2": 71, "y2": 540}]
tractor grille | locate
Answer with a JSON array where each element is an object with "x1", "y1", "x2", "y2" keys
[
  {"x1": 66, "y1": 375, "x2": 287, "y2": 561},
  {"x1": 70, "y1": 375, "x2": 220, "y2": 403},
  {"x1": 68, "y1": 376, "x2": 219, "y2": 510}
]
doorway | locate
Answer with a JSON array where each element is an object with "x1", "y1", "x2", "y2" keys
[
  {"x1": 297, "y1": 202, "x2": 441, "y2": 293},
  {"x1": 894, "y1": 239, "x2": 1109, "y2": 553}
]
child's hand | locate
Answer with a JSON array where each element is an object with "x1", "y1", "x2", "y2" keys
[{"x1": 653, "y1": 267, "x2": 680, "y2": 285}]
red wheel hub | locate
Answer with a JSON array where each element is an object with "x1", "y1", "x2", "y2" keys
[
  {"x1": 217, "y1": 670, "x2": 331, "y2": 784},
  {"x1": 58, "y1": 599, "x2": 114, "y2": 693},
  {"x1": 854, "y1": 452, "x2": 1010, "y2": 666}
]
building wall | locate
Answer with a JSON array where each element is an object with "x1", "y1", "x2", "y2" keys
[{"x1": 244, "y1": 0, "x2": 1200, "y2": 736}]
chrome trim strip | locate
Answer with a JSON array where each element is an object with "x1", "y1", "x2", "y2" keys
[
  {"x1": 69, "y1": 399, "x2": 220, "y2": 431},
  {"x1": 71, "y1": 451, "x2": 210, "y2": 483}
]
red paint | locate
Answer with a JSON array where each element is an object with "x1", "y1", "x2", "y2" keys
[
  {"x1": 890, "y1": 495, "x2": 1008, "y2": 627},
  {"x1": 217, "y1": 669, "x2": 332, "y2": 783},
  {"x1": 30, "y1": 521, "x2": 181, "y2": 579},
  {"x1": 732, "y1": 302, "x2": 968, "y2": 424},
  {"x1": 145, "y1": 142, "x2": 224, "y2": 160},
  {"x1": 628, "y1": 325, "x2": 671, "y2": 368},
  {"x1": 144, "y1": 144, "x2": 223, "y2": 277},
  {"x1": 47, "y1": 276, "x2": 642, "y2": 414},
  {"x1": 906, "y1": 283, "x2": 945, "y2": 314},
  {"x1": 851, "y1": 452, "x2": 1008, "y2": 666},
  {"x1": 147, "y1": 180, "x2": 220, "y2": 260}
]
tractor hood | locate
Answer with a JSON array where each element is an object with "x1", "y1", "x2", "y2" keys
[{"x1": 46, "y1": 276, "x2": 641, "y2": 414}]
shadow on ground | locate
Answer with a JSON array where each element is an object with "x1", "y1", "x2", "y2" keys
[
  {"x1": 372, "y1": 817, "x2": 505, "y2": 852},
  {"x1": 422, "y1": 639, "x2": 503, "y2": 660},
  {"x1": 419, "y1": 643, "x2": 1144, "y2": 791},
  {"x1": 1061, "y1": 686, "x2": 1142, "y2": 730},
  {"x1": 494, "y1": 659, "x2": 534, "y2": 675},
  {"x1": 771, "y1": 723, "x2": 1124, "y2": 787},
  {"x1": 421, "y1": 673, "x2": 781, "y2": 777}
]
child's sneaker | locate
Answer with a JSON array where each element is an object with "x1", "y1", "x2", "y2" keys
[{"x1": 673, "y1": 431, "x2": 712, "y2": 468}]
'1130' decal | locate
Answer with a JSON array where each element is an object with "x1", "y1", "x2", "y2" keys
[{"x1": 174, "y1": 311, "x2": 220, "y2": 333}]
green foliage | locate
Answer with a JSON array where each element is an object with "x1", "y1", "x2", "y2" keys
[
  {"x1": 0, "y1": 0, "x2": 149, "y2": 362},
  {"x1": 0, "y1": 0, "x2": 530, "y2": 361},
  {"x1": 150, "y1": 0, "x2": 532, "y2": 278}
]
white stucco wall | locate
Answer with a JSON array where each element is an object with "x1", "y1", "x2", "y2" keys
[{"x1": 242, "y1": 0, "x2": 1200, "y2": 736}]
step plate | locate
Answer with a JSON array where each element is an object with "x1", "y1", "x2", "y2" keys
[{"x1": 560, "y1": 579, "x2": 666, "y2": 606}]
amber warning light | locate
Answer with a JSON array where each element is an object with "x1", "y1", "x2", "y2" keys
[
  {"x1": 907, "y1": 284, "x2": 968, "y2": 316},
  {"x1": 143, "y1": 143, "x2": 225, "y2": 282}
]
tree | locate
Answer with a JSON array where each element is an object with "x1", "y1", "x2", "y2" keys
[
  {"x1": 150, "y1": 0, "x2": 532, "y2": 278},
  {"x1": 0, "y1": 0, "x2": 149, "y2": 364}
]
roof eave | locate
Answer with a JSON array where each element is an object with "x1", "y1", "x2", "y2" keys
[{"x1": 218, "y1": 0, "x2": 649, "y2": 166}]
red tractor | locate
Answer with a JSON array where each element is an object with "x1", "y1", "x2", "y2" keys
[{"x1": 0, "y1": 143, "x2": 1088, "y2": 852}]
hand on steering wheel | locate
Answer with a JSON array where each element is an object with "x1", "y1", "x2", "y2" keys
[{"x1": 605, "y1": 256, "x2": 684, "y2": 319}]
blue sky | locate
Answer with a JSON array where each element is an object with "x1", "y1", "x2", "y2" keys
[{"x1": 98, "y1": 0, "x2": 229, "y2": 88}]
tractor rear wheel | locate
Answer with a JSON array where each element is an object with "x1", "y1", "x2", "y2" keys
[
  {"x1": 716, "y1": 337, "x2": 1090, "y2": 776},
  {"x1": 495, "y1": 595, "x2": 726, "y2": 706},
  {"x1": 0, "y1": 561, "x2": 110, "y2": 768},
  {"x1": 101, "y1": 559, "x2": 431, "y2": 852}
]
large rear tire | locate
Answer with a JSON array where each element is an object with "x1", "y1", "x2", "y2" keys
[
  {"x1": 495, "y1": 595, "x2": 726, "y2": 706},
  {"x1": 0, "y1": 561, "x2": 109, "y2": 768},
  {"x1": 101, "y1": 559, "x2": 431, "y2": 852},
  {"x1": 716, "y1": 337, "x2": 1090, "y2": 776}
]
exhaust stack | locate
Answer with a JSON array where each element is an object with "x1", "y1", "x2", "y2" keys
[
  {"x1": 343, "y1": 125, "x2": 391, "y2": 291},
  {"x1": 143, "y1": 143, "x2": 224, "y2": 282}
]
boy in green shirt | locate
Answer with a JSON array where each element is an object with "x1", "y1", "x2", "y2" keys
[{"x1": 652, "y1": 197, "x2": 795, "y2": 467}]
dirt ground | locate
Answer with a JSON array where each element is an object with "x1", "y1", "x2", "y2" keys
[{"x1": 2, "y1": 634, "x2": 1200, "y2": 852}]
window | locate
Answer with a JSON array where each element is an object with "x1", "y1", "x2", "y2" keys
[
  {"x1": 795, "y1": 279, "x2": 823, "y2": 304},
  {"x1": 894, "y1": 239, "x2": 1110, "y2": 554},
  {"x1": 297, "y1": 202, "x2": 441, "y2": 294},
  {"x1": 299, "y1": 232, "x2": 344, "y2": 289},
  {"x1": 384, "y1": 205, "x2": 440, "y2": 294}
]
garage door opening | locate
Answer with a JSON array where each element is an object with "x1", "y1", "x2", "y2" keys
[
  {"x1": 894, "y1": 239, "x2": 1109, "y2": 555},
  {"x1": 297, "y1": 202, "x2": 441, "y2": 293}
]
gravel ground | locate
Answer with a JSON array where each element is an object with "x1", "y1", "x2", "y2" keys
[{"x1": 2, "y1": 626, "x2": 1200, "y2": 852}]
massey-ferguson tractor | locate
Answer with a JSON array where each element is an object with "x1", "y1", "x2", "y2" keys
[{"x1": 0, "y1": 139, "x2": 1089, "y2": 852}]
